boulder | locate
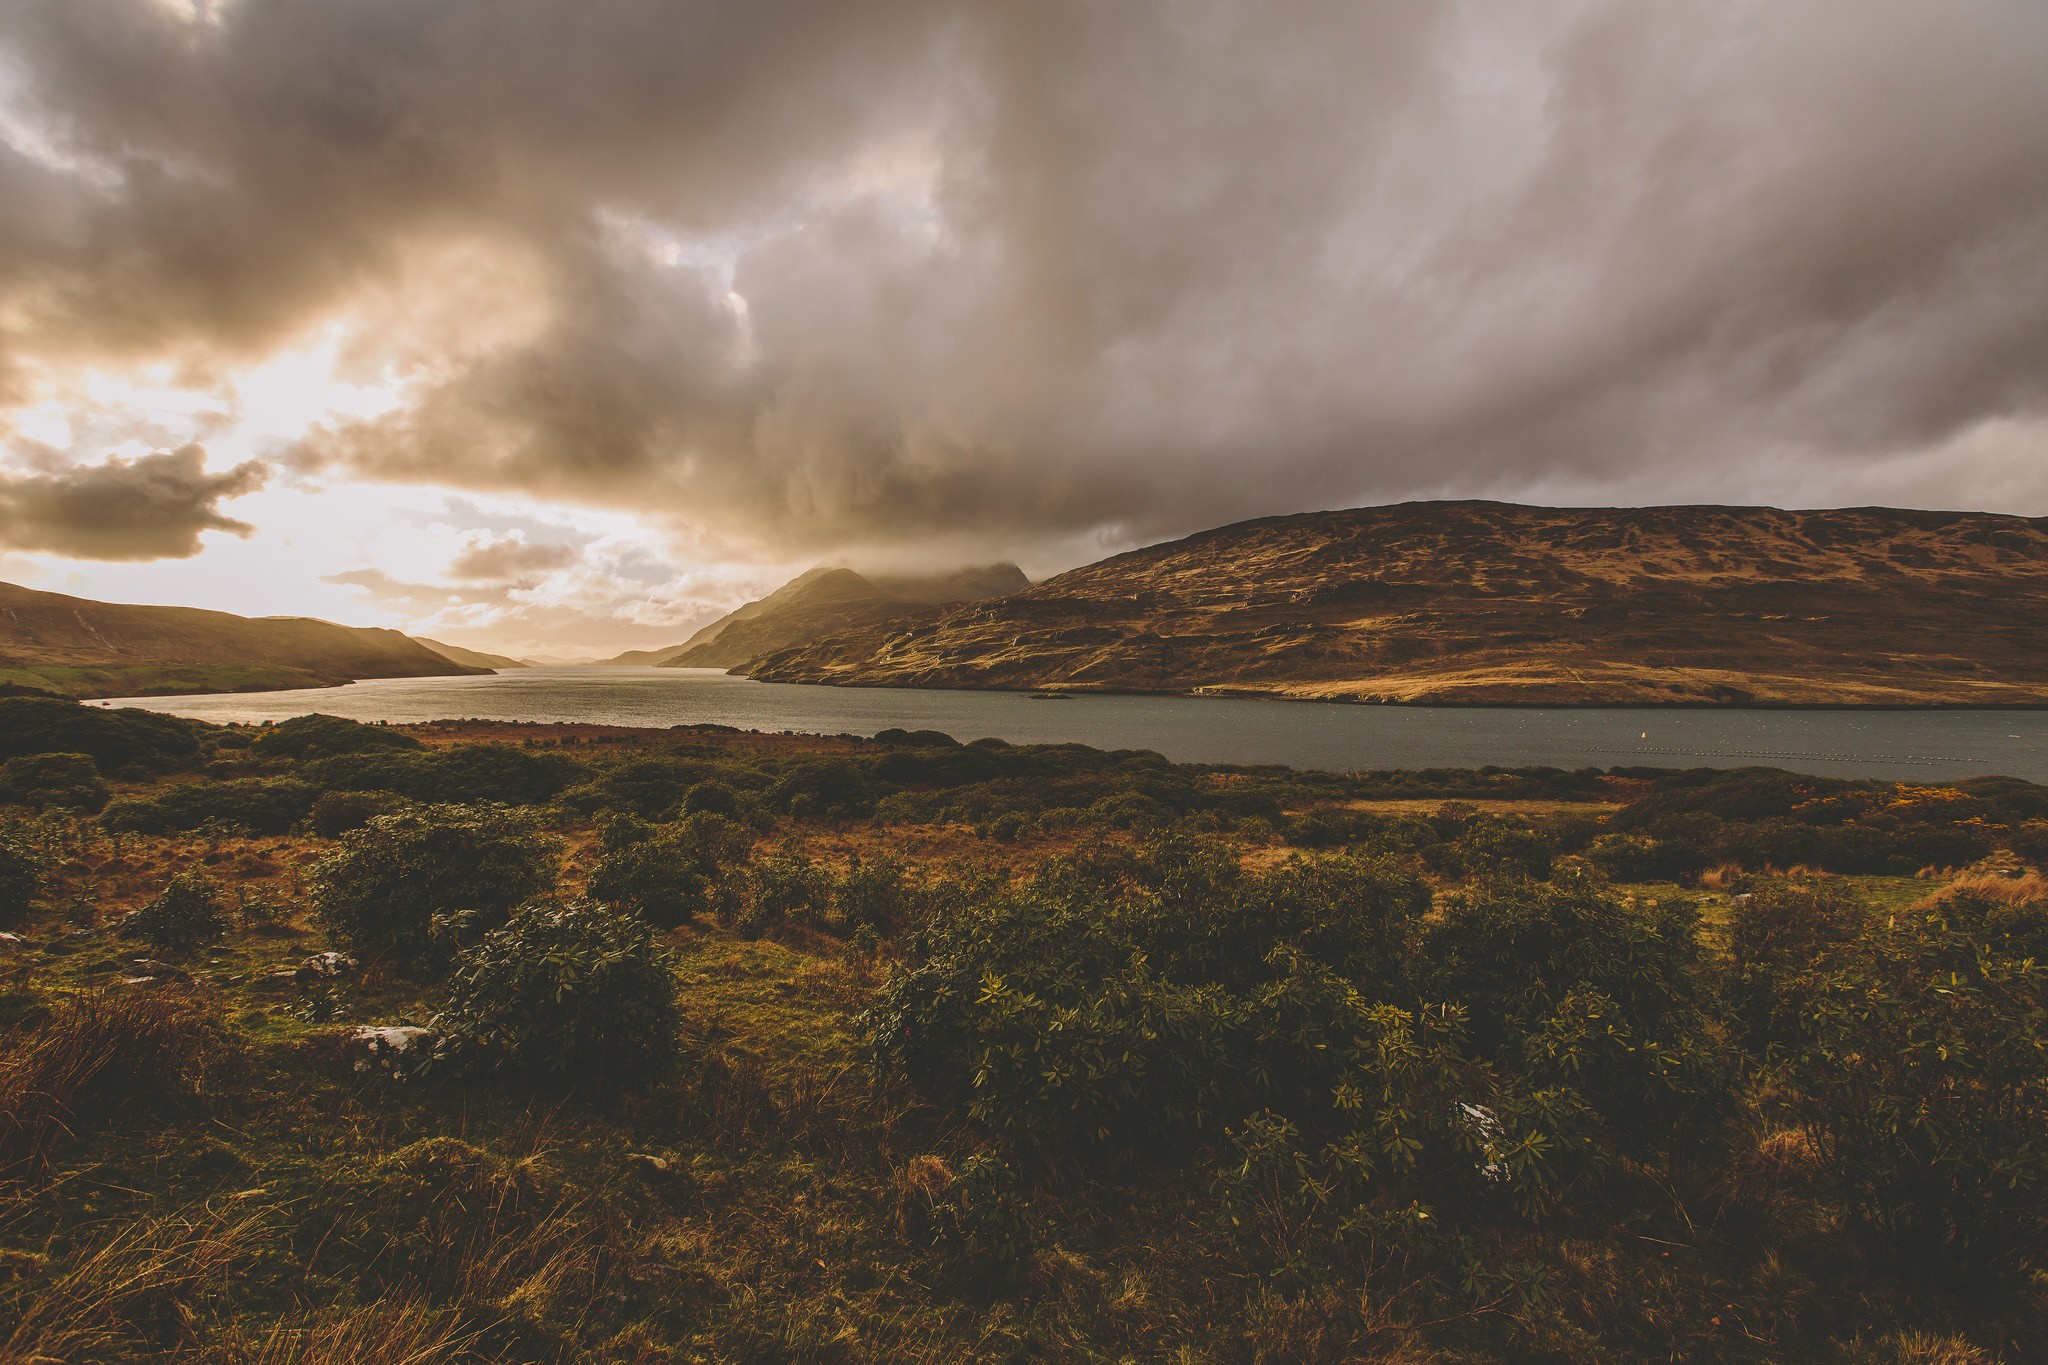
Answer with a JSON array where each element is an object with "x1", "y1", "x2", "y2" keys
[
  {"x1": 296, "y1": 951, "x2": 358, "y2": 983},
  {"x1": 349, "y1": 1024, "x2": 437, "y2": 1082}
]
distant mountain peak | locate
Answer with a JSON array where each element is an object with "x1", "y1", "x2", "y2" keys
[{"x1": 599, "y1": 561, "x2": 1031, "y2": 670}]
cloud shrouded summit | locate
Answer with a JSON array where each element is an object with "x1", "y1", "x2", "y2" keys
[{"x1": 2, "y1": 0, "x2": 2047, "y2": 566}]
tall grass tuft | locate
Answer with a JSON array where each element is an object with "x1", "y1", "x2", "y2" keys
[
  {"x1": 0, "y1": 1207, "x2": 261, "y2": 1362},
  {"x1": 200, "y1": 1299, "x2": 495, "y2": 1364},
  {"x1": 1921, "y1": 869, "x2": 2048, "y2": 908},
  {"x1": 0, "y1": 986, "x2": 228, "y2": 1176}
]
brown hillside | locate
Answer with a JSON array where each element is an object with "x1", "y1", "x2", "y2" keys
[
  {"x1": 612, "y1": 563, "x2": 1029, "y2": 670},
  {"x1": 743, "y1": 502, "x2": 2048, "y2": 706},
  {"x1": 0, "y1": 581, "x2": 488, "y2": 698},
  {"x1": 412, "y1": 636, "x2": 528, "y2": 670}
]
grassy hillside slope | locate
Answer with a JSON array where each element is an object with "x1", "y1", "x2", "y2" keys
[
  {"x1": 411, "y1": 637, "x2": 527, "y2": 670},
  {"x1": 0, "y1": 582, "x2": 487, "y2": 698},
  {"x1": 746, "y1": 501, "x2": 2048, "y2": 705}
]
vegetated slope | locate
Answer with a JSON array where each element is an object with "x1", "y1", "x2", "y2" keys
[
  {"x1": 611, "y1": 562, "x2": 1029, "y2": 669},
  {"x1": 745, "y1": 501, "x2": 2048, "y2": 706},
  {"x1": 0, "y1": 581, "x2": 488, "y2": 698},
  {"x1": 411, "y1": 636, "x2": 527, "y2": 670}
]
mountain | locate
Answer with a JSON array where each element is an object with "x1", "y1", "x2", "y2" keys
[
  {"x1": 606, "y1": 563, "x2": 1030, "y2": 670},
  {"x1": 741, "y1": 502, "x2": 2048, "y2": 706},
  {"x1": 412, "y1": 636, "x2": 528, "y2": 670},
  {"x1": 0, "y1": 581, "x2": 490, "y2": 698}
]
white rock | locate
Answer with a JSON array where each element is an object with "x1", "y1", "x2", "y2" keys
[{"x1": 348, "y1": 1025, "x2": 437, "y2": 1082}]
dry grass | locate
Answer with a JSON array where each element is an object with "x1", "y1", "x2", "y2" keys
[
  {"x1": 1921, "y1": 870, "x2": 2048, "y2": 908},
  {"x1": 0, "y1": 987, "x2": 227, "y2": 1177},
  {"x1": 201, "y1": 1300, "x2": 494, "y2": 1365},
  {"x1": 0, "y1": 1207, "x2": 261, "y2": 1363},
  {"x1": 892, "y1": 1155, "x2": 954, "y2": 1241},
  {"x1": 1698, "y1": 862, "x2": 1748, "y2": 890}
]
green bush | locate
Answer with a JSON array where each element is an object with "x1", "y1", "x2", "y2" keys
[
  {"x1": 587, "y1": 813, "x2": 750, "y2": 929},
  {"x1": 306, "y1": 789, "x2": 407, "y2": 839},
  {"x1": 1421, "y1": 875, "x2": 1733, "y2": 1153},
  {"x1": 1785, "y1": 891, "x2": 2048, "y2": 1277},
  {"x1": 740, "y1": 850, "x2": 831, "y2": 935},
  {"x1": 770, "y1": 759, "x2": 877, "y2": 819},
  {"x1": 681, "y1": 780, "x2": 741, "y2": 818},
  {"x1": 835, "y1": 852, "x2": 912, "y2": 934},
  {"x1": 303, "y1": 744, "x2": 581, "y2": 806},
  {"x1": 309, "y1": 804, "x2": 560, "y2": 972},
  {"x1": 435, "y1": 897, "x2": 681, "y2": 1089},
  {"x1": 1724, "y1": 878, "x2": 1865, "y2": 1052},
  {"x1": 0, "y1": 753, "x2": 109, "y2": 813},
  {"x1": 0, "y1": 825, "x2": 50, "y2": 926},
  {"x1": 866, "y1": 841, "x2": 1441, "y2": 1156},
  {"x1": 0, "y1": 697, "x2": 202, "y2": 776},
  {"x1": 124, "y1": 870, "x2": 229, "y2": 953},
  {"x1": 102, "y1": 777, "x2": 319, "y2": 836},
  {"x1": 254, "y1": 714, "x2": 422, "y2": 762}
]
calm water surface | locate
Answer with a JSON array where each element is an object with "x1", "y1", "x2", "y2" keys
[{"x1": 101, "y1": 667, "x2": 2048, "y2": 782}]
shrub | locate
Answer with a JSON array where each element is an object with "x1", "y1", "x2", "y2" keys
[
  {"x1": 435, "y1": 897, "x2": 681, "y2": 1089},
  {"x1": 0, "y1": 753, "x2": 109, "y2": 813},
  {"x1": 0, "y1": 697, "x2": 202, "y2": 776},
  {"x1": 124, "y1": 871, "x2": 229, "y2": 953},
  {"x1": 1450, "y1": 814, "x2": 1554, "y2": 879},
  {"x1": 1785, "y1": 892, "x2": 2048, "y2": 1278},
  {"x1": 102, "y1": 777, "x2": 319, "y2": 836},
  {"x1": 835, "y1": 852, "x2": 912, "y2": 934},
  {"x1": 0, "y1": 824, "x2": 50, "y2": 926},
  {"x1": 429, "y1": 745, "x2": 580, "y2": 805},
  {"x1": 587, "y1": 813, "x2": 750, "y2": 929},
  {"x1": 254, "y1": 713, "x2": 422, "y2": 762},
  {"x1": 866, "y1": 842, "x2": 1442, "y2": 1157},
  {"x1": 682, "y1": 780, "x2": 741, "y2": 818},
  {"x1": 1422, "y1": 874, "x2": 1734, "y2": 1154},
  {"x1": 771, "y1": 760, "x2": 877, "y2": 819},
  {"x1": 308, "y1": 804, "x2": 560, "y2": 972},
  {"x1": 304, "y1": 745, "x2": 581, "y2": 807},
  {"x1": 306, "y1": 789, "x2": 406, "y2": 839},
  {"x1": 587, "y1": 757, "x2": 708, "y2": 819},
  {"x1": 1725, "y1": 878, "x2": 1866, "y2": 1050},
  {"x1": 741, "y1": 850, "x2": 831, "y2": 935}
]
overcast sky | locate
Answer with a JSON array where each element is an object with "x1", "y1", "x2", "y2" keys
[{"x1": 1, "y1": 0, "x2": 2045, "y2": 656}]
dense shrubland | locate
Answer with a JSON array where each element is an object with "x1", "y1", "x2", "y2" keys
[{"x1": 0, "y1": 696, "x2": 2043, "y2": 1360}]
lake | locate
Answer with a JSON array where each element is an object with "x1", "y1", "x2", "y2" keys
[{"x1": 95, "y1": 667, "x2": 2048, "y2": 782}]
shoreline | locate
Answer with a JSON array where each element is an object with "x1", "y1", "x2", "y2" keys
[{"x1": 87, "y1": 663, "x2": 2048, "y2": 713}]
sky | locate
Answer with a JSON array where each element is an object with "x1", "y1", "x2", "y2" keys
[{"x1": 0, "y1": 0, "x2": 2045, "y2": 658}]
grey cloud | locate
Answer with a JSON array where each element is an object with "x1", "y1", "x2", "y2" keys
[
  {"x1": 0, "y1": 444, "x2": 266, "y2": 558},
  {"x1": 3, "y1": 0, "x2": 2047, "y2": 561},
  {"x1": 447, "y1": 534, "x2": 577, "y2": 582}
]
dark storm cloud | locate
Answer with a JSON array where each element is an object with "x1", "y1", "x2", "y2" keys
[
  {"x1": 0, "y1": 444, "x2": 266, "y2": 558},
  {"x1": 2, "y1": 0, "x2": 2046, "y2": 558}
]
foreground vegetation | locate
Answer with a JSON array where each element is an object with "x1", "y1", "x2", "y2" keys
[{"x1": 1, "y1": 695, "x2": 2045, "y2": 1362}]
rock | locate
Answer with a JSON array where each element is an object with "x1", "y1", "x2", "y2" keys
[
  {"x1": 120, "y1": 958, "x2": 194, "y2": 987},
  {"x1": 349, "y1": 1025, "x2": 436, "y2": 1082},
  {"x1": 295, "y1": 951, "x2": 358, "y2": 983}
]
